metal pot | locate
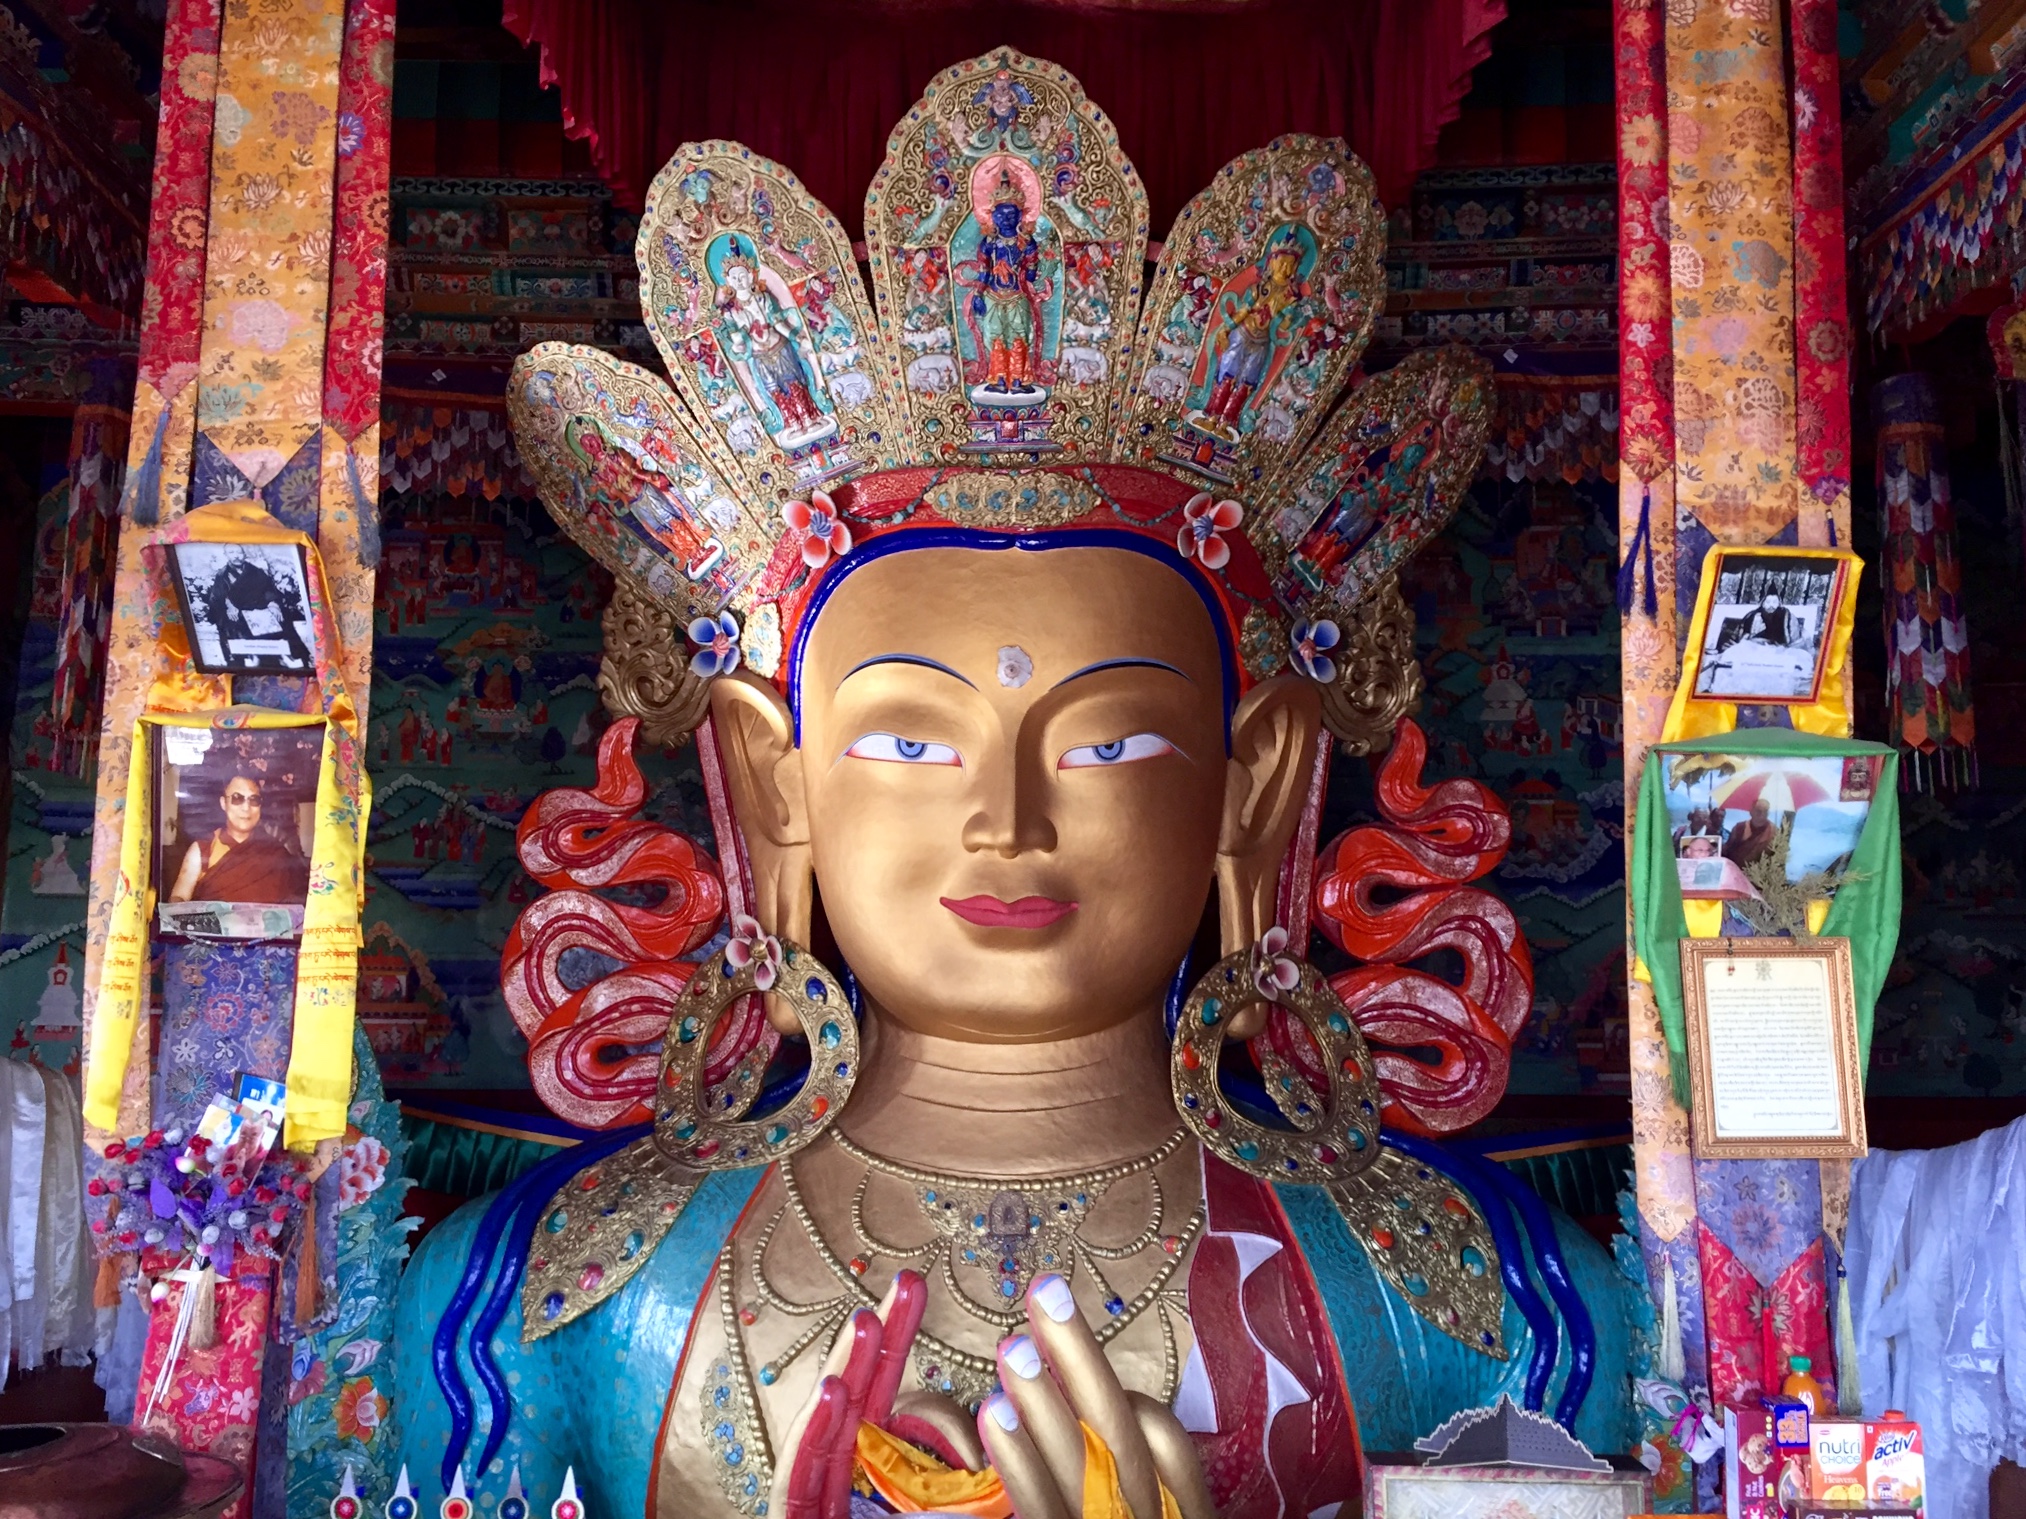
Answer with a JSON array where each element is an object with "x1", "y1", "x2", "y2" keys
[{"x1": 0, "y1": 1424, "x2": 240, "y2": 1519}]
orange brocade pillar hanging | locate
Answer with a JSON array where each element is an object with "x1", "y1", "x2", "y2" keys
[
  {"x1": 76, "y1": 0, "x2": 392, "y2": 1506},
  {"x1": 1615, "y1": 0, "x2": 1859, "y2": 1455}
]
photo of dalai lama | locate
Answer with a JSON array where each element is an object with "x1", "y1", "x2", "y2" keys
[
  {"x1": 167, "y1": 772, "x2": 310, "y2": 904},
  {"x1": 158, "y1": 727, "x2": 319, "y2": 922}
]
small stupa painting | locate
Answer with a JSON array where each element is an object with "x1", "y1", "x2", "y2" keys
[
  {"x1": 31, "y1": 943, "x2": 81, "y2": 1040},
  {"x1": 29, "y1": 834, "x2": 84, "y2": 896}
]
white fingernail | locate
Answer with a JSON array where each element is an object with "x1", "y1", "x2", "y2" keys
[
  {"x1": 987, "y1": 1395, "x2": 1020, "y2": 1431},
  {"x1": 1002, "y1": 1336, "x2": 1042, "y2": 1380},
  {"x1": 1032, "y1": 1274, "x2": 1075, "y2": 1323}
]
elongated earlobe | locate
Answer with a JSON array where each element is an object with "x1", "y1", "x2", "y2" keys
[
  {"x1": 1215, "y1": 673, "x2": 1321, "y2": 1037},
  {"x1": 708, "y1": 673, "x2": 814, "y2": 1030}
]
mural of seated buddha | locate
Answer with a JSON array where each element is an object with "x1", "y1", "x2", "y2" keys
[{"x1": 388, "y1": 46, "x2": 1638, "y2": 1519}]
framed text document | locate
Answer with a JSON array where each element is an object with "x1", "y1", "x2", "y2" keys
[{"x1": 1679, "y1": 937, "x2": 1867, "y2": 1159}]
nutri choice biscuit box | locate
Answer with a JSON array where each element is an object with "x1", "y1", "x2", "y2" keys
[{"x1": 1807, "y1": 1420, "x2": 1867, "y2": 1502}]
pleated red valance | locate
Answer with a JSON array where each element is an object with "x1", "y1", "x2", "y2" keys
[{"x1": 501, "y1": 0, "x2": 1505, "y2": 231}]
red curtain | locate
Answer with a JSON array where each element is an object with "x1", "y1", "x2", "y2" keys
[{"x1": 501, "y1": 0, "x2": 1505, "y2": 232}]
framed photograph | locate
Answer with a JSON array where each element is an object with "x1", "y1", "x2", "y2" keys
[
  {"x1": 1689, "y1": 550, "x2": 1850, "y2": 703},
  {"x1": 1659, "y1": 749, "x2": 1874, "y2": 902},
  {"x1": 169, "y1": 540, "x2": 319, "y2": 675},
  {"x1": 1679, "y1": 936, "x2": 1867, "y2": 1159},
  {"x1": 153, "y1": 723, "x2": 323, "y2": 941}
]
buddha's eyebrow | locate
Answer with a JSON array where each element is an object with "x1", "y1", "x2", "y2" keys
[
  {"x1": 837, "y1": 653, "x2": 977, "y2": 690},
  {"x1": 1052, "y1": 657, "x2": 1193, "y2": 689}
]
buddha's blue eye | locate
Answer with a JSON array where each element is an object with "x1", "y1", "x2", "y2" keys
[
  {"x1": 844, "y1": 732, "x2": 962, "y2": 766},
  {"x1": 1058, "y1": 733, "x2": 1178, "y2": 769}
]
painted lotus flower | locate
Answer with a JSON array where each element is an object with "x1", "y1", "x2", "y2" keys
[
  {"x1": 1290, "y1": 619, "x2": 1341, "y2": 683},
  {"x1": 338, "y1": 1135, "x2": 389, "y2": 1211},
  {"x1": 784, "y1": 489, "x2": 852, "y2": 569},
  {"x1": 335, "y1": 1376, "x2": 387, "y2": 1443},
  {"x1": 687, "y1": 611, "x2": 742, "y2": 679},
  {"x1": 725, "y1": 913, "x2": 783, "y2": 992},
  {"x1": 1176, "y1": 492, "x2": 1243, "y2": 571},
  {"x1": 1252, "y1": 925, "x2": 1302, "y2": 1003}
]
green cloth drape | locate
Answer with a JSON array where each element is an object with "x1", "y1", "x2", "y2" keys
[{"x1": 1632, "y1": 729, "x2": 1901, "y2": 1105}]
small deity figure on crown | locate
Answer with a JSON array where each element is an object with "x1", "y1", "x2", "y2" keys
[
  {"x1": 958, "y1": 161, "x2": 1056, "y2": 404},
  {"x1": 709, "y1": 234, "x2": 839, "y2": 450},
  {"x1": 1194, "y1": 229, "x2": 1307, "y2": 436}
]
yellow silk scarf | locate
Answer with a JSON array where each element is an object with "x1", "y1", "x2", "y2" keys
[
  {"x1": 854, "y1": 1420, "x2": 1182, "y2": 1519},
  {"x1": 83, "y1": 502, "x2": 370, "y2": 1150}
]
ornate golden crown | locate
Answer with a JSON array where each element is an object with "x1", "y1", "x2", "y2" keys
[{"x1": 506, "y1": 47, "x2": 1490, "y2": 742}]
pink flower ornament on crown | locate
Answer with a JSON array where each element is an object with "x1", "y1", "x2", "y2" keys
[
  {"x1": 1177, "y1": 493, "x2": 1244, "y2": 570},
  {"x1": 783, "y1": 489, "x2": 852, "y2": 569}
]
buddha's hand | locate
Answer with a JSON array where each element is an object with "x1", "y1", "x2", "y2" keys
[
  {"x1": 777, "y1": 1270, "x2": 1217, "y2": 1519},
  {"x1": 976, "y1": 1273, "x2": 1218, "y2": 1519}
]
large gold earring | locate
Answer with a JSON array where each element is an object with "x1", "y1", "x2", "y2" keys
[
  {"x1": 1170, "y1": 929, "x2": 1385, "y2": 1182},
  {"x1": 521, "y1": 923, "x2": 856, "y2": 1338},
  {"x1": 655, "y1": 917, "x2": 858, "y2": 1169}
]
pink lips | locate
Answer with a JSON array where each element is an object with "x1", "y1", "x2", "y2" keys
[{"x1": 940, "y1": 895, "x2": 1079, "y2": 929}]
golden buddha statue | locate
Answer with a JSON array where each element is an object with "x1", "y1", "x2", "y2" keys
[{"x1": 388, "y1": 47, "x2": 1636, "y2": 1519}]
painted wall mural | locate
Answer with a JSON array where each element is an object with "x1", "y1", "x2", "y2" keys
[
  {"x1": 352, "y1": 490, "x2": 709, "y2": 1087},
  {"x1": 2, "y1": 482, "x2": 95, "y2": 1073},
  {"x1": 1390, "y1": 470, "x2": 1632, "y2": 1096}
]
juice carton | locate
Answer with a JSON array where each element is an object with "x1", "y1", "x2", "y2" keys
[
  {"x1": 1806, "y1": 1420, "x2": 1867, "y2": 1502},
  {"x1": 1725, "y1": 1406, "x2": 1781, "y2": 1519},
  {"x1": 1865, "y1": 1411, "x2": 1925, "y2": 1512}
]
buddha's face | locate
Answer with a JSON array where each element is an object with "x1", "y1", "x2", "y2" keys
[{"x1": 793, "y1": 547, "x2": 1230, "y2": 1042}]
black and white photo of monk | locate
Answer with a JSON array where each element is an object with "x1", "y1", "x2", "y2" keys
[
  {"x1": 170, "y1": 540, "x2": 318, "y2": 674},
  {"x1": 1692, "y1": 553, "x2": 1844, "y2": 702}
]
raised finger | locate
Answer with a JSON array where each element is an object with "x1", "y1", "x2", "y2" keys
[
  {"x1": 1128, "y1": 1391, "x2": 1218, "y2": 1519},
  {"x1": 1026, "y1": 1274, "x2": 1162, "y2": 1519},
  {"x1": 822, "y1": 1309, "x2": 886, "y2": 1516},
  {"x1": 865, "y1": 1269, "x2": 927, "y2": 1427},
  {"x1": 779, "y1": 1374, "x2": 848, "y2": 1519},
  {"x1": 998, "y1": 1331, "x2": 1087, "y2": 1505},
  {"x1": 977, "y1": 1393, "x2": 1072, "y2": 1519}
]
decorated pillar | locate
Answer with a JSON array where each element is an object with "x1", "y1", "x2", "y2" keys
[
  {"x1": 1871, "y1": 374, "x2": 1976, "y2": 792},
  {"x1": 77, "y1": 0, "x2": 393, "y2": 1504},
  {"x1": 1620, "y1": 0, "x2": 1863, "y2": 1460},
  {"x1": 1614, "y1": 0, "x2": 1706, "y2": 1424}
]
